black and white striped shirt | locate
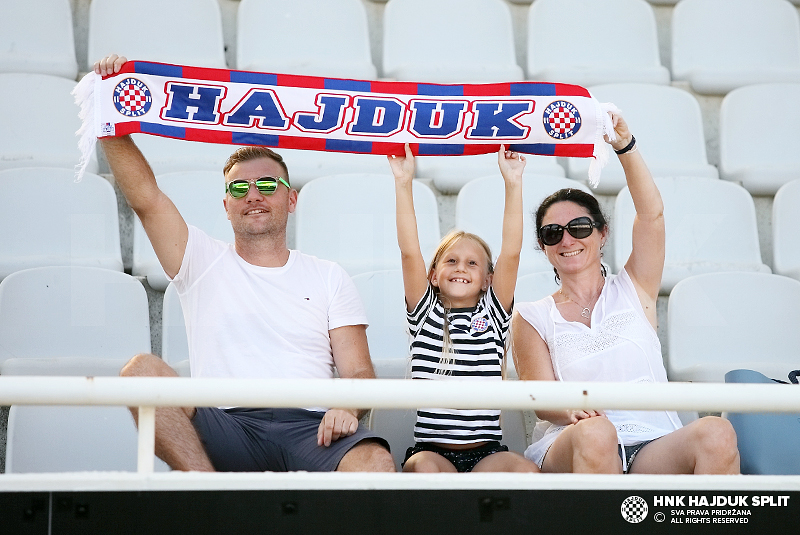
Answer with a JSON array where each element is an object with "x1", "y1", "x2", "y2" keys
[{"x1": 407, "y1": 284, "x2": 511, "y2": 444}]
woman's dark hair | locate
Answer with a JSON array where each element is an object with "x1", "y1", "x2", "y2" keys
[{"x1": 534, "y1": 188, "x2": 609, "y2": 282}]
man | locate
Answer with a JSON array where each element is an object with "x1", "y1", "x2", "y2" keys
[{"x1": 95, "y1": 55, "x2": 394, "y2": 473}]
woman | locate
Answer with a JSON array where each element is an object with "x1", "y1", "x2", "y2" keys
[{"x1": 512, "y1": 113, "x2": 740, "y2": 474}]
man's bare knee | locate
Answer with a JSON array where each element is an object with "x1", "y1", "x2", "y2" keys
[
  {"x1": 121, "y1": 353, "x2": 177, "y2": 378},
  {"x1": 337, "y1": 439, "x2": 395, "y2": 472}
]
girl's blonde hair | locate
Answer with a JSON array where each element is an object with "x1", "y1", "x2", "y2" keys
[{"x1": 426, "y1": 231, "x2": 494, "y2": 375}]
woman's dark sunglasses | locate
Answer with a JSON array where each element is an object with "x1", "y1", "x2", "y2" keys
[{"x1": 538, "y1": 216, "x2": 603, "y2": 246}]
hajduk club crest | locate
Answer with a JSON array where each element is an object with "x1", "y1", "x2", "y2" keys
[
  {"x1": 113, "y1": 77, "x2": 152, "y2": 117},
  {"x1": 543, "y1": 100, "x2": 581, "y2": 140}
]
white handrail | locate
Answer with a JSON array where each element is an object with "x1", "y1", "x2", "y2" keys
[{"x1": 2, "y1": 376, "x2": 798, "y2": 473}]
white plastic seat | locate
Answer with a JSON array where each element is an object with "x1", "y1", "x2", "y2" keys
[
  {"x1": 614, "y1": 177, "x2": 770, "y2": 294},
  {"x1": 719, "y1": 83, "x2": 800, "y2": 195},
  {"x1": 667, "y1": 272, "x2": 800, "y2": 382},
  {"x1": 132, "y1": 171, "x2": 234, "y2": 291},
  {"x1": 567, "y1": 83, "x2": 718, "y2": 194},
  {"x1": 772, "y1": 179, "x2": 800, "y2": 282},
  {"x1": 672, "y1": 0, "x2": 800, "y2": 94},
  {"x1": 0, "y1": 168, "x2": 122, "y2": 280},
  {"x1": 6, "y1": 405, "x2": 169, "y2": 472},
  {"x1": 0, "y1": 0, "x2": 78, "y2": 79},
  {"x1": 351, "y1": 270, "x2": 408, "y2": 375},
  {"x1": 455, "y1": 174, "x2": 590, "y2": 277},
  {"x1": 87, "y1": 0, "x2": 226, "y2": 69},
  {"x1": 514, "y1": 271, "x2": 560, "y2": 304},
  {"x1": 0, "y1": 266, "x2": 151, "y2": 375},
  {"x1": 383, "y1": 0, "x2": 523, "y2": 83},
  {"x1": 528, "y1": 0, "x2": 669, "y2": 86},
  {"x1": 423, "y1": 154, "x2": 565, "y2": 195},
  {"x1": 131, "y1": 135, "x2": 237, "y2": 176},
  {"x1": 162, "y1": 282, "x2": 191, "y2": 377},
  {"x1": 295, "y1": 174, "x2": 440, "y2": 276},
  {"x1": 279, "y1": 149, "x2": 390, "y2": 190},
  {"x1": 0, "y1": 74, "x2": 98, "y2": 173},
  {"x1": 237, "y1": 0, "x2": 376, "y2": 79}
]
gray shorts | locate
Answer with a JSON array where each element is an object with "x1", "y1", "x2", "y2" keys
[{"x1": 192, "y1": 407, "x2": 389, "y2": 472}]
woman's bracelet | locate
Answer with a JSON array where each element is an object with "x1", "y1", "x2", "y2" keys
[{"x1": 614, "y1": 135, "x2": 637, "y2": 155}]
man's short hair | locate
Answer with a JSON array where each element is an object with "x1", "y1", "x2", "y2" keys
[{"x1": 223, "y1": 146, "x2": 290, "y2": 184}]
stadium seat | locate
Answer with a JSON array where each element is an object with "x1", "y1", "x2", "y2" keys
[
  {"x1": 527, "y1": 0, "x2": 669, "y2": 86},
  {"x1": 132, "y1": 171, "x2": 234, "y2": 291},
  {"x1": 294, "y1": 174, "x2": 441, "y2": 276},
  {"x1": 514, "y1": 271, "x2": 560, "y2": 304},
  {"x1": 672, "y1": 0, "x2": 800, "y2": 94},
  {"x1": 0, "y1": 0, "x2": 78, "y2": 79},
  {"x1": 0, "y1": 73, "x2": 98, "y2": 173},
  {"x1": 382, "y1": 0, "x2": 523, "y2": 83},
  {"x1": 0, "y1": 168, "x2": 122, "y2": 281},
  {"x1": 162, "y1": 283, "x2": 191, "y2": 377},
  {"x1": 772, "y1": 179, "x2": 800, "y2": 282},
  {"x1": 455, "y1": 174, "x2": 590, "y2": 277},
  {"x1": 279, "y1": 149, "x2": 389, "y2": 190},
  {"x1": 0, "y1": 266, "x2": 150, "y2": 376},
  {"x1": 368, "y1": 408, "x2": 528, "y2": 471},
  {"x1": 87, "y1": 0, "x2": 226, "y2": 69},
  {"x1": 567, "y1": 83, "x2": 718, "y2": 194},
  {"x1": 724, "y1": 369, "x2": 800, "y2": 475},
  {"x1": 6, "y1": 405, "x2": 170, "y2": 473},
  {"x1": 351, "y1": 270, "x2": 408, "y2": 374},
  {"x1": 131, "y1": 135, "x2": 237, "y2": 176},
  {"x1": 614, "y1": 177, "x2": 770, "y2": 294},
  {"x1": 423, "y1": 154, "x2": 565, "y2": 196},
  {"x1": 667, "y1": 272, "x2": 800, "y2": 382},
  {"x1": 237, "y1": 0, "x2": 376, "y2": 79},
  {"x1": 719, "y1": 83, "x2": 800, "y2": 195}
]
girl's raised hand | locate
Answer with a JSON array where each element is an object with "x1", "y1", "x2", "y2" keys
[
  {"x1": 388, "y1": 143, "x2": 415, "y2": 185},
  {"x1": 497, "y1": 144, "x2": 526, "y2": 183}
]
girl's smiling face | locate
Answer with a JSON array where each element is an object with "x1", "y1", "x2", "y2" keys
[{"x1": 430, "y1": 237, "x2": 492, "y2": 308}]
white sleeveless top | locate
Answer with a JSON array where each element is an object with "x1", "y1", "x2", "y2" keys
[{"x1": 515, "y1": 268, "x2": 682, "y2": 467}]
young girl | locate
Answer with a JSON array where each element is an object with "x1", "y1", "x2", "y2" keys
[{"x1": 389, "y1": 144, "x2": 539, "y2": 473}]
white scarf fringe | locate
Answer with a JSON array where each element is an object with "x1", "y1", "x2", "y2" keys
[
  {"x1": 587, "y1": 101, "x2": 620, "y2": 189},
  {"x1": 72, "y1": 71, "x2": 98, "y2": 183}
]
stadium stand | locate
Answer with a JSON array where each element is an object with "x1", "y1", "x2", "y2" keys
[
  {"x1": 6, "y1": 405, "x2": 170, "y2": 473},
  {"x1": 514, "y1": 271, "x2": 560, "y2": 304},
  {"x1": 614, "y1": 176, "x2": 770, "y2": 294},
  {"x1": 455, "y1": 174, "x2": 590, "y2": 277},
  {"x1": 773, "y1": 179, "x2": 800, "y2": 282},
  {"x1": 0, "y1": 73, "x2": 98, "y2": 173},
  {"x1": 130, "y1": 135, "x2": 238, "y2": 176},
  {"x1": 294, "y1": 173, "x2": 440, "y2": 276},
  {"x1": 0, "y1": 266, "x2": 150, "y2": 376},
  {"x1": 382, "y1": 0, "x2": 523, "y2": 83},
  {"x1": 667, "y1": 272, "x2": 800, "y2": 382},
  {"x1": 0, "y1": 168, "x2": 122, "y2": 281},
  {"x1": 719, "y1": 83, "x2": 800, "y2": 195},
  {"x1": 278, "y1": 149, "x2": 390, "y2": 190},
  {"x1": 527, "y1": 0, "x2": 669, "y2": 86},
  {"x1": 0, "y1": 0, "x2": 78, "y2": 79},
  {"x1": 672, "y1": 0, "x2": 800, "y2": 94},
  {"x1": 87, "y1": 0, "x2": 227, "y2": 69},
  {"x1": 351, "y1": 269, "x2": 407, "y2": 363},
  {"x1": 567, "y1": 83, "x2": 718, "y2": 194},
  {"x1": 237, "y1": 0, "x2": 377, "y2": 79},
  {"x1": 132, "y1": 171, "x2": 234, "y2": 292}
]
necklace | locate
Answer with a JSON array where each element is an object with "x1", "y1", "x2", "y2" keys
[{"x1": 559, "y1": 280, "x2": 604, "y2": 320}]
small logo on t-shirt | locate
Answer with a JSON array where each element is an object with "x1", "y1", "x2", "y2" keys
[{"x1": 471, "y1": 317, "x2": 489, "y2": 333}]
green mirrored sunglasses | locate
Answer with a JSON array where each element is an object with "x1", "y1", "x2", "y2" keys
[{"x1": 226, "y1": 176, "x2": 290, "y2": 198}]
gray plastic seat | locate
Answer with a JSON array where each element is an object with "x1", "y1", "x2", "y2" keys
[{"x1": 725, "y1": 369, "x2": 800, "y2": 475}]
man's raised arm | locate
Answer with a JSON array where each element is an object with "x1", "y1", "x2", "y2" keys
[{"x1": 95, "y1": 55, "x2": 188, "y2": 279}]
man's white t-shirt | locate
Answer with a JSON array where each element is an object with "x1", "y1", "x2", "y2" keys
[{"x1": 171, "y1": 225, "x2": 368, "y2": 380}]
